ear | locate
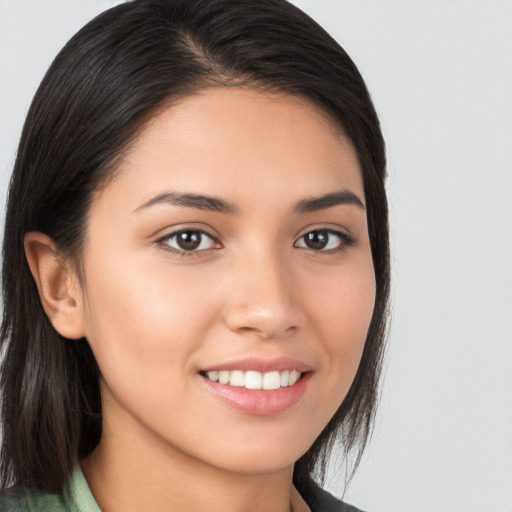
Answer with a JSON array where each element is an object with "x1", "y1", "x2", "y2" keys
[{"x1": 24, "y1": 232, "x2": 86, "y2": 340}]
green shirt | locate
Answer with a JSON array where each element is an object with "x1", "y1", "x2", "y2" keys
[
  {"x1": 0, "y1": 467, "x2": 100, "y2": 512},
  {"x1": 0, "y1": 467, "x2": 362, "y2": 511}
]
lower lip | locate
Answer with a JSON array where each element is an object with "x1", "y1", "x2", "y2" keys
[{"x1": 200, "y1": 373, "x2": 311, "y2": 416}]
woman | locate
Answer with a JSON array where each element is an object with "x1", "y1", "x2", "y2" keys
[{"x1": 0, "y1": 0, "x2": 389, "y2": 510}]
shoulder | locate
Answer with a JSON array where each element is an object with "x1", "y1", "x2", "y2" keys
[
  {"x1": 0, "y1": 489, "x2": 74, "y2": 512},
  {"x1": 301, "y1": 479, "x2": 366, "y2": 512},
  {"x1": 0, "y1": 466, "x2": 99, "y2": 512}
]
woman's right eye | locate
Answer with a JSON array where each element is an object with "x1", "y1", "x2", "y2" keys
[{"x1": 158, "y1": 229, "x2": 220, "y2": 255}]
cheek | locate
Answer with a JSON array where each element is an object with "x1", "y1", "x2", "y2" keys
[
  {"x1": 285, "y1": 258, "x2": 376, "y2": 449},
  {"x1": 307, "y1": 258, "x2": 376, "y2": 383},
  {"x1": 79, "y1": 252, "x2": 220, "y2": 389}
]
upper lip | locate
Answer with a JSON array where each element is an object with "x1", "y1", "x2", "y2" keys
[{"x1": 200, "y1": 357, "x2": 313, "y2": 374}]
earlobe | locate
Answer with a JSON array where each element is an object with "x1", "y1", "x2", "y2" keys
[{"x1": 24, "y1": 232, "x2": 86, "y2": 340}]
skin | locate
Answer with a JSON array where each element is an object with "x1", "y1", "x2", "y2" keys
[{"x1": 26, "y1": 88, "x2": 375, "y2": 512}]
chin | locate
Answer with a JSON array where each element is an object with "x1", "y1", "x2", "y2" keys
[{"x1": 192, "y1": 428, "x2": 314, "y2": 476}]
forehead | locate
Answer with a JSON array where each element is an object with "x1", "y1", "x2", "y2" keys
[
  {"x1": 147, "y1": 87, "x2": 347, "y2": 147},
  {"x1": 99, "y1": 87, "x2": 364, "y2": 211}
]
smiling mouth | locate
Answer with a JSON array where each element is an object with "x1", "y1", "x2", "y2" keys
[{"x1": 200, "y1": 369, "x2": 303, "y2": 391}]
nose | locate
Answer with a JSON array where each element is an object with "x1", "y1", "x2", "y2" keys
[{"x1": 223, "y1": 250, "x2": 305, "y2": 340}]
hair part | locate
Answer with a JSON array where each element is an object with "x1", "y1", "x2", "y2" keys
[{"x1": 1, "y1": 0, "x2": 389, "y2": 494}]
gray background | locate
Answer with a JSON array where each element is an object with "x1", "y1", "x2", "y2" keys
[{"x1": 1, "y1": 1, "x2": 511, "y2": 511}]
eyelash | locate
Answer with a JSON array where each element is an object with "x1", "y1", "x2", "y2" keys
[
  {"x1": 294, "y1": 229, "x2": 355, "y2": 253},
  {"x1": 156, "y1": 228, "x2": 355, "y2": 257},
  {"x1": 157, "y1": 229, "x2": 220, "y2": 257}
]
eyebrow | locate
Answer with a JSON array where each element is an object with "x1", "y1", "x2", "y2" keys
[
  {"x1": 293, "y1": 190, "x2": 365, "y2": 213},
  {"x1": 135, "y1": 188, "x2": 364, "y2": 215},
  {"x1": 135, "y1": 192, "x2": 240, "y2": 214}
]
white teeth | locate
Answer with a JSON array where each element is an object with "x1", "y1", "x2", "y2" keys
[
  {"x1": 218, "y1": 370, "x2": 230, "y2": 385},
  {"x1": 245, "y1": 371, "x2": 263, "y2": 390},
  {"x1": 263, "y1": 371, "x2": 281, "y2": 390},
  {"x1": 229, "y1": 370, "x2": 245, "y2": 387},
  {"x1": 206, "y1": 371, "x2": 219, "y2": 382},
  {"x1": 289, "y1": 370, "x2": 300, "y2": 386},
  {"x1": 204, "y1": 369, "x2": 303, "y2": 390}
]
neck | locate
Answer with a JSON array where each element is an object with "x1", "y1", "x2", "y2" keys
[{"x1": 81, "y1": 402, "x2": 301, "y2": 512}]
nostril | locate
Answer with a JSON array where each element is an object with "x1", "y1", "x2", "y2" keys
[
  {"x1": 223, "y1": 290, "x2": 305, "y2": 339},
  {"x1": 231, "y1": 323, "x2": 298, "y2": 340}
]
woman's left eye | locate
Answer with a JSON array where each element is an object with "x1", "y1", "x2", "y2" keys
[
  {"x1": 294, "y1": 229, "x2": 354, "y2": 252},
  {"x1": 158, "y1": 230, "x2": 219, "y2": 254}
]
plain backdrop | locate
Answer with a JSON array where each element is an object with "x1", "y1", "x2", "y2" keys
[{"x1": 1, "y1": 1, "x2": 511, "y2": 511}]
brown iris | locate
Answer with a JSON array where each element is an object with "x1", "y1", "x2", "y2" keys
[
  {"x1": 175, "y1": 231, "x2": 202, "y2": 251},
  {"x1": 303, "y1": 230, "x2": 329, "y2": 250}
]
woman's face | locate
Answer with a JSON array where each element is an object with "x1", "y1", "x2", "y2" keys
[{"x1": 77, "y1": 88, "x2": 375, "y2": 475}]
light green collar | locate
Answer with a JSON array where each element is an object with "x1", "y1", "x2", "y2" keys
[{"x1": 65, "y1": 466, "x2": 102, "y2": 512}]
